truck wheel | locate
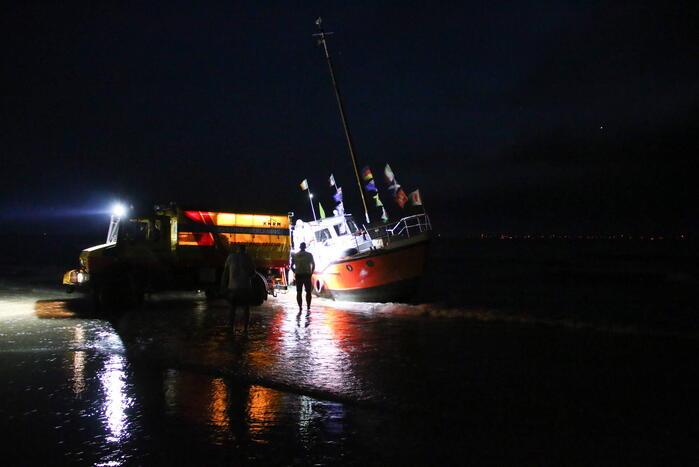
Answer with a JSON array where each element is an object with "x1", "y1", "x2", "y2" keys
[
  {"x1": 252, "y1": 273, "x2": 267, "y2": 305},
  {"x1": 127, "y1": 273, "x2": 145, "y2": 307},
  {"x1": 91, "y1": 285, "x2": 104, "y2": 312},
  {"x1": 91, "y1": 283, "x2": 116, "y2": 312}
]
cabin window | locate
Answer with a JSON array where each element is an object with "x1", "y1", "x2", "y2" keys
[
  {"x1": 124, "y1": 220, "x2": 148, "y2": 242},
  {"x1": 346, "y1": 219, "x2": 359, "y2": 233},
  {"x1": 315, "y1": 228, "x2": 331, "y2": 243},
  {"x1": 333, "y1": 223, "x2": 348, "y2": 236}
]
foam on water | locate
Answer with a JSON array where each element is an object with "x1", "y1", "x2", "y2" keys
[{"x1": 285, "y1": 294, "x2": 699, "y2": 340}]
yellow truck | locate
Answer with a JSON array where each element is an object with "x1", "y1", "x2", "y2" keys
[{"x1": 63, "y1": 202, "x2": 291, "y2": 307}]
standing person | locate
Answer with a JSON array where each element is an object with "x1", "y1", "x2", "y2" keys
[
  {"x1": 221, "y1": 244, "x2": 256, "y2": 330},
  {"x1": 291, "y1": 242, "x2": 315, "y2": 314}
]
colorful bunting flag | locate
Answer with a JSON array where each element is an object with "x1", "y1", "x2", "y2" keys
[
  {"x1": 409, "y1": 189, "x2": 422, "y2": 206},
  {"x1": 395, "y1": 189, "x2": 408, "y2": 208},
  {"x1": 387, "y1": 179, "x2": 401, "y2": 195},
  {"x1": 373, "y1": 193, "x2": 384, "y2": 207},
  {"x1": 318, "y1": 202, "x2": 326, "y2": 219},
  {"x1": 300, "y1": 179, "x2": 308, "y2": 191},
  {"x1": 381, "y1": 206, "x2": 389, "y2": 222},
  {"x1": 385, "y1": 163, "x2": 403, "y2": 201},
  {"x1": 361, "y1": 166, "x2": 374, "y2": 182},
  {"x1": 333, "y1": 187, "x2": 343, "y2": 203},
  {"x1": 335, "y1": 202, "x2": 345, "y2": 216},
  {"x1": 384, "y1": 163, "x2": 395, "y2": 183},
  {"x1": 365, "y1": 179, "x2": 377, "y2": 193},
  {"x1": 329, "y1": 174, "x2": 336, "y2": 187}
]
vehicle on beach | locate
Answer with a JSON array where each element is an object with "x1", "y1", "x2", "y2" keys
[{"x1": 63, "y1": 202, "x2": 290, "y2": 307}]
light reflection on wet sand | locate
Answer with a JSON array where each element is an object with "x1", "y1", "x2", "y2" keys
[
  {"x1": 246, "y1": 384, "x2": 283, "y2": 442},
  {"x1": 158, "y1": 368, "x2": 315, "y2": 447},
  {"x1": 156, "y1": 365, "x2": 354, "y2": 459},
  {"x1": 100, "y1": 354, "x2": 132, "y2": 443},
  {"x1": 208, "y1": 378, "x2": 230, "y2": 433},
  {"x1": 4, "y1": 284, "x2": 697, "y2": 465},
  {"x1": 71, "y1": 350, "x2": 86, "y2": 394},
  {"x1": 245, "y1": 302, "x2": 366, "y2": 401},
  {"x1": 7, "y1": 293, "x2": 467, "y2": 464},
  {"x1": 71, "y1": 325, "x2": 86, "y2": 395}
]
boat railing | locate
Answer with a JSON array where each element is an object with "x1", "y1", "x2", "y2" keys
[{"x1": 366, "y1": 213, "x2": 431, "y2": 244}]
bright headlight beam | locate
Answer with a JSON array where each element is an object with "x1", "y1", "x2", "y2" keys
[{"x1": 111, "y1": 203, "x2": 127, "y2": 218}]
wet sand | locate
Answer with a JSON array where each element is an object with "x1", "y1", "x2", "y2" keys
[{"x1": 1, "y1": 273, "x2": 699, "y2": 465}]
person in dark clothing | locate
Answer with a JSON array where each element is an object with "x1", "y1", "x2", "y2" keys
[
  {"x1": 291, "y1": 242, "x2": 315, "y2": 315},
  {"x1": 221, "y1": 244, "x2": 256, "y2": 330}
]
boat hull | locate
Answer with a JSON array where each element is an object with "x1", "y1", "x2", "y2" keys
[{"x1": 314, "y1": 236, "x2": 429, "y2": 302}]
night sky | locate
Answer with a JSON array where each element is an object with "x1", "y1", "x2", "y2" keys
[{"x1": 2, "y1": 1, "x2": 697, "y2": 236}]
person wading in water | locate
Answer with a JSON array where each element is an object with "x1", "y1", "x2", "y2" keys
[
  {"x1": 221, "y1": 244, "x2": 256, "y2": 331},
  {"x1": 291, "y1": 242, "x2": 315, "y2": 315}
]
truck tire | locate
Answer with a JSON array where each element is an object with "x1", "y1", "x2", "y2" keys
[
  {"x1": 91, "y1": 282, "x2": 119, "y2": 311},
  {"x1": 251, "y1": 272, "x2": 267, "y2": 306},
  {"x1": 127, "y1": 272, "x2": 144, "y2": 307},
  {"x1": 91, "y1": 266, "x2": 143, "y2": 310},
  {"x1": 91, "y1": 284, "x2": 104, "y2": 312}
]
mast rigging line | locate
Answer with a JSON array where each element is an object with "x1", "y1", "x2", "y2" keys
[{"x1": 313, "y1": 17, "x2": 371, "y2": 225}]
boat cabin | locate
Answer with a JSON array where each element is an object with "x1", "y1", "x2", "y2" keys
[
  {"x1": 292, "y1": 215, "x2": 373, "y2": 271},
  {"x1": 291, "y1": 212, "x2": 432, "y2": 274}
]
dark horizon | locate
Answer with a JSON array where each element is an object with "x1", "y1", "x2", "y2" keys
[{"x1": 2, "y1": 1, "x2": 697, "y2": 237}]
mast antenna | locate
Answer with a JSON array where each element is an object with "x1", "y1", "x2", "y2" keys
[{"x1": 313, "y1": 17, "x2": 371, "y2": 224}]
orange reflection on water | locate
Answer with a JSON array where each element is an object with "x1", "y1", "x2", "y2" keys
[
  {"x1": 162, "y1": 370, "x2": 236, "y2": 444},
  {"x1": 258, "y1": 306, "x2": 287, "y2": 358},
  {"x1": 247, "y1": 385, "x2": 282, "y2": 440},
  {"x1": 34, "y1": 299, "x2": 78, "y2": 318},
  {"x1": 317, "y1": 307, "x2": 357, "y2": 354},
  {"x1": 209, "y1": 378, "x2": 230, "y2": 430},
  {"x1": 161, "y1": 369, "x2": 286, "y2": 444}
]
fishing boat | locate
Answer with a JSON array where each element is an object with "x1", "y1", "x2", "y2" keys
[
  {"x1": 291, "y1": 19, "x2": 432, "y2": 302},
  {"x1": 293, "y1": 213, "x2": 431, "y2": 302}
]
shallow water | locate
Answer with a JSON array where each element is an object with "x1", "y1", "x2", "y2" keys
[
  {"x1": 2, "y1": 258, "x2": 699, "y2": 465},
  {"x1": 1, "y1": 285, "x2": 478, "y2": 465}
]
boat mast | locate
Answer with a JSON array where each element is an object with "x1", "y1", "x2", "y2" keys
[{"x1": 314, "y1": 17, "x2": 371, "y2": 224}]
